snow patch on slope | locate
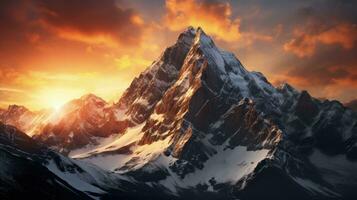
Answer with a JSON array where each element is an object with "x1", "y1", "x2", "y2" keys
[
  {"x1": 181, "y1": 146, "x2": 269, "y2": 187},
  {"x1": 46, "y1": 160, "x2": 106, "y2": 197},
  {"x1": 156, "y1": 145, "x2": 270, "y2": 193}
]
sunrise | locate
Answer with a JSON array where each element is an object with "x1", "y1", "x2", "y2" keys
[{"x1": 0, "y1": 0, "x2": 356, "y2": 200}]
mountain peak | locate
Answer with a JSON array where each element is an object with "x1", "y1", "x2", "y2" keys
[
  {"x1": 177, "y1": 26, "x2": 197, "y2": 46},
  {"x1": 176, "y1": 26, "x2": 216, "y2": 49},
  {"x1": 7, "y1": 104, "x2": 29, "y2": 112},
  {"x1": 185, "y1": 26, "x2": 196, "y2": 34},
  {"x1": 2, "y1": 26, "x2": 357, "y2": 199},
  {"x1": 194, "y1": 26, "x2": 215, "y2": 47},
  {"x1": 79, "y1": 93, "x2": 106, "y2": 103}
]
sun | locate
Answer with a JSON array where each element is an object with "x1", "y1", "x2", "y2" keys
[
  {"x1": 52, "y1": 103, "x2": 63, "y2": 112},
  {"x1": 46, "y1": 97, "x2": 66, "y2": 112},
  {"x1": 35, "y1": 87, "x2": 84, "y2": 111}
]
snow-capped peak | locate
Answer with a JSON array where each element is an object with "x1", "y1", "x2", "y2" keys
[{"x1": 177, "y1": 26, "x2": 196, "y2": 46}]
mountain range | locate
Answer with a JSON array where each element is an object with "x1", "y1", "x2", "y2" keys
[{"x1": 1, "y1": 27, "x2": 356, "y2": 200}]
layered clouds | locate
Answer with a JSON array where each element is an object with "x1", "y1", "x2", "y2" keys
[
  {"x1": 164, "y1": 0, "x2": 241, "y2": 42},
  {"x1": 284, "y1": 23, "x2": 357, "y2": 58},
  {"x1": 0, "y1": 0, "x2": 151, "y2": 109},
  {"x1": 35, "y1": 0, "x2": 145, "y2": 47},
  {"x1": 0, "y1": 0, "x2": 356, "y2": 109}
]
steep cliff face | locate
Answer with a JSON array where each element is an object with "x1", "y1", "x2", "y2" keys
[
  {"x1": 114, "y1": 28, "x2": 196, "y2": 126},
  {"x1": 1, "y1": 27, "x2": 357, "y2": 200},
  {"x1": 63, "y1": 28, "x2": 356, "y2": 199}
]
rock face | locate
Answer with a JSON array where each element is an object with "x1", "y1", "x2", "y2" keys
[
  {"x1": 0, "y1": 122, "x2": 105, "y2": 200},
  {"x1": 1, "y1": 27, "x2": 357, "y2": 200},
  {"x1": 0, "y1": 94, "x2": 134, "y2": 155},
  {"x1": 0, "y1": 105, "x2": 49, "y2": 136},
  {"x1": 0, "y1": 122, "x2": 185, "y2": 200},
  {"x1": 33, "y1": 94, "x2": 123, "y2": 154},
  {"x1": 62, "y1": 27, "x2": 356, "y2": 199}
]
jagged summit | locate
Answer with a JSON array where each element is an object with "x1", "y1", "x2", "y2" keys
[
  {"x1": 177, "y1": 26, "x2": 196, "y2": 45},
  {"x1": 177, "y1": 27, "x2": 246, "y2": 75},
  {"x1": 1, "y1": 27, "x2": 357, "y2": 200},
  {"x1": 79, "y1": 93, "x2": 106, "y2": 102},
  {"x1": 82, "y1": 27, "x2": 357, "y2": 199},
  {"x1": 6, "y1": 104, "x2": 30, "y2": 113},
  {"x1": 180, "y1": 26, "x2": 215, "y2": 46}
]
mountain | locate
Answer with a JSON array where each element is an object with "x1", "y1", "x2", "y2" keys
[
  {"x1": 0, "y1": 94, "x2": 132, "y2": 155},
  {"x1": 345, "y1": 99, "x2": 357, "y2": 112},
  {"x1": 1, "y1": 27, "x2": 357, "y2": 200},
  {"x1": 0, "y1": 122, "x2": 181, "y2": 200},
  {"x1": 0, "y1": 122, "x2": 101, "y2": 200},
  {"x1": 62, "y1": 27, "x2": 357, "y2": 199},
  {"x1": 32, "y1": 94, "x2": 126, "y2": 154},
  {"x1": 0, "y1": 105, "x2": 50, "y2": 136}
]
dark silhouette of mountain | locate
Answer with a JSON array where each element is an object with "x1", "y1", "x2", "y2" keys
[{"x1": 0, "y1": 122, "x2": 94, "y2": 200}]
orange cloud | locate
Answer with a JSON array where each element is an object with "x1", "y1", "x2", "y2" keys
[
  {"x1": 35, "y1": 0, "x2": 146, "y2": 47},
  {"x1": 269, "y1": 62, "x2": 357, "y2": 103},
  {"x1": 284, "y1": 23, "x2": 357, "y2": 57},
  {"x1": 240, "y1": 32, "x2": 273, "y2": 47},
  {"x1": 318, "y1": 23, "x2": 357, "y2": 49},
  {"x1": 283, "y1": 32, "x2": 316, "y2": 57},
  {"x1": 164, "y1": 0, "x2": 241, "y2": 42}
]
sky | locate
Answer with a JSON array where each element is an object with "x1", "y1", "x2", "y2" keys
[{"x1": 0, "y1": 0, "x2": 356, "y2": 110}]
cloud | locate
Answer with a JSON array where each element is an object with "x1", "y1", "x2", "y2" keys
[
  {"x1": 164, "y1": 0, "x2": 241, "y2": 42},
  {"x1": 35, "y1": 0, "x2": 145, "y2": 47},
  {"x1": 1, "y1": 0, "x2": 357, "y2": 108},
  {"x1": 0, "y1": 0, "x2": 146, "y2": 49},
  {"x1": 114, "y1": 55, "x2": 151, "y2": 70},
  {"x1": 284, "y1": 23, "x2": 357, "y2": 57},
  {"x1": 271, "y1": 45, "x2": 357, "y2": 102},
  {"x1": 276, "y1": 38, "x2": 357, "y2": 87},
  {"x1": 285, "y1": 65, "x2": 356, "y2": 86},
  {"x1": 0, "y1": 87, "x2": 25, "y2": 93}
]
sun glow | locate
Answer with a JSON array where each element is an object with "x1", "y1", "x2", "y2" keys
[
  {"x1": 34, "y1": 88, "x2": 85, "y2": 111},
  {"x1": 52, "y1": 102, "x2": 63, "y2": 112}
]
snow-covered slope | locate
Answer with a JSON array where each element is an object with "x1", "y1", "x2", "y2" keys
[
  {"x1": 0, "y1": 122, "x2": 180, "y2": 200},
  {"x1": 1, "y1": 27, "x2": 357, "y2": 200},
  {"x1": 58, "y1": 27, "x2": 356, "y2": 199},
  {"x1": 0, "y1": 122, "x2": 100, "y2": 199}
]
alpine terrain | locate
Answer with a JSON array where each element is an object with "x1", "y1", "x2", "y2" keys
[{"x1": 1, "y1": 27, "x2": 356, "y2": 200}]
